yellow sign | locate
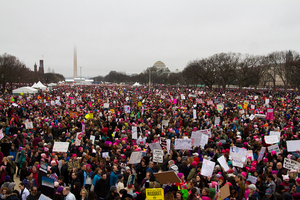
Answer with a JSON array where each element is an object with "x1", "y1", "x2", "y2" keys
[
  {"x1": 146, "y1": 188, "x2": 164, "y2": 200},
  {"x1": 138, "y1": 102, "x2": 142, "y2": 107},
  {"x1": 85, "y1": 113, "x2": 93, "y2": 119},
  {"x1": 244, "y1": 101, "x2": 249, "y2": 109}
]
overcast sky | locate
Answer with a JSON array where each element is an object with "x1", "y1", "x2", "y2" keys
[{"x1": 1, "y1": 0, "x2": 299, "y2": 78}]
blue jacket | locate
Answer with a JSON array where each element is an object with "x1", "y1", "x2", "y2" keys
[{"x1": 110, "y1": 171, "x2": 118, "y2": 187}]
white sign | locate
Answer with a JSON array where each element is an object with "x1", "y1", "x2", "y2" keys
[
  {"x1": 25, "y1": 121, "x2": 33, "y2": 129},
  {"x1": 39, "y1": 194, "x2": 52, "y2": 200},
  {"x1": 215, "y1": 117, "x2": 220, "y2": 126},
  {"x1": 149, "y1": 143, "x2": 162, "y2": 152},
  {"x1": 193, "y1": 109, "x2": 197, "y2": 119},
  {"x1": 283, "y1": 158, "x2": 300, "y2": 171},
  {"x1": 217, "y1": 156, "x2": 230, "y2": 172},
  {"x1": 153, "y1": 149, "x2": 163, "y2": 163},
  {"x1": 0, "y1": 130, "x2": 4, "y2": 140},
  {"x1": 167, "y1": 139, "x2": 171, "y2": 154},
  {"x1": 246, "y1": 150, "x2": 254, "y2": 161},
  {"x1": 75, "y1": 132, "x2": 81, "y2": 146},
  {"x1": 230, "y1": 146, "x2": 247, "y2": 162},
  {"x1": 270, "y1": 131, "x2": 281, "y2": 141},
  {"x1": 230, "y1": 152, "x2": 244, "y2": 168},
  {"x1": 199, "y1": 134, "x2": 208, "y2": 149},
  {"x1": 132, "y1": 126, "x2": 138, "y2": 139},
  {"x1": 175, "y1": 139, "x2": 192, "y2": 150},
  {"x1": 265, "y1": 99, "x2": 269, "y2": 105},
  {"x1": 124, "y1": 105, "x2": 131, "y2": 114},
  {"x1": 181, "y1": 94, "x2": 185, "y2": 100},
  {"x1": 268, "y1": 144, "x2": 280, "y2": 155},
  {"x1": 191, "y1": 131, "x2": 201, "y2": 146},
  {"x1": 128, "y1": 152, "x2": 142, "y2": 164},
  {"x1": 264, "y1": 135, "x2": 279, "y2": 144},
  {"x1": 200, "y1": 129, "x2": 212, "y2": 138},
  {"x1": 287, "y1": 140, "x2": 300, "y2": 152},
  {"x1": 102, "y1": 152, "x2": 109, "y2": 158},
  {"x1": 247, "y1": 175, "x2": 257, "y2": 184},
  {"x1": 201, "y1": 159, "x2": 215, "y2": 177},
  {"x1": 249, "y1": 114, "x2": 255, "y2": 121},
  {"x1": 90, "y1": 135, "x2": 95, "y2": 144},
  {"x1": 53, "y1": 142, "x2": 69, "y2": 152},
  {"x1": 104, "y1": 103, "x2": 109, "y2": 108}
]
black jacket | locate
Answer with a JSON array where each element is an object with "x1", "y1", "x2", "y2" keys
[
  {"x1": 105, "y1": 192, "x2": 119, "y2": 200},
  {"x1": 77, "y1": 169, "x2": 85, "y2": 186},
  {"x1": 26, "y1": 192, "x2": 41, "y2": 200},
  {"x1": 94, "y1": 178, "x2": 109, "y2": 198},
  {"x1": 60, "y1": 163, "x2": 69, "y2": 185},
  {"x1": 70, "y1": 177, "x2": 81, "y2": 195}
]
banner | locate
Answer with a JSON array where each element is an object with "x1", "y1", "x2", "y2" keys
[
  {"x1": 264, "y1": 135, "x2": 279, "y2": 144},
  {"x1": 201, "y1": 159, "x2": 215, "y2": 177},
  {"x1": 128, "y1": 152, "x2": 142, "y2": 164},
  {"x1": 25, "y1": 121, "x2": 33, "y2": 129},
  {"x1": 268, "y1": 144, "x2": 280, "y2": 155},
  {"x1": 287, "y1": 140, "x2": 300, "y2": 152},
  {"x1": 270, "y1": 131, "x2": 281, "y2": 141}
]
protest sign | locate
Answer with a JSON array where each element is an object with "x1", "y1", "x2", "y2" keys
[
  {"x1": 25, "y1": 121, "x2": 33, "y2": 129},
  {"x1": 270, "y1": 131, "x2": 281, "y2": 141},
  {"x1": 258, "y1": 147, "x2": 266, "y2": 161},
  {"x1": 126, "y1": 174, "x2": 136, "y2": 187},
  {"x1": 217, "y1": 104, "x2": 224, "y2": 112},
  {"x1": 175, "y1": 139, "x2": 192, "y2": 150},
  {"x1": 199, "y1": 134, "x2": 208, "y2": 149},
  {"x1": 39, "y1": 194, "x2": 52, "y2": 200},
  {"x1": 264, "y1": 135, "x2": 279, "y2": 144},
  {"x1": 162, "y1": 120, "x2": 169, "y2": 127},
  {"x1": 146, "y1": 188, "x2": 164, "y2": 200},
  {"x1": 191, "y1": 131, "x2": 201, "y2": 146},
  {"x1": 193, "y1": 109, "x2": 197, "y2": 119},
  {"x1": 268, "y1": 144, "x2": 280, "y2": 155},
  {"x1": 52, "y1": 142, "x2": 69, "y2": 152},
  {"x1": 128, "y1": 152, "x2": 142, "y2": 164},
  {"x1": 201, "y1": 159, "x2": 215, "y2": 177},
  {"x1": 181, "y1": 94, "x2": 185, "y2": 100},
  {"x1": 124, "y1": 105, "x2": 131, "y2": 114},
  {"x1": 230, "y1": 152, "x2": 244, "y2": 168},
  {"x1": 247, "y1": 175, "x2": 258, "y2": 184},
  {"x1": 214, "y1": 117, "x2": 220, "y2": 126},
  {"x1": 75, "y1": 132, "x2": 82, "y2": 146},
  {"x1": 167, "y1": 139, "x2": 171, "y2": 154},
  {"x1": 104, "y1": 103, "x2": 109, "y2": 108},
  {"x1": 217, "y1": 156, "x2": 230, "y2": 172},
  {"x1": 41, "y1": 176, "x2": 54, "y2": 199},
  {"x1": 230, "y1": 146, "x2": 247, "y2": 162},
  {"x1": 287, "y1": 140, "x2": 300, "y2": 152},
  {"x1": 149, "y1": 143, "x2": 162, "y2": 152},
  {"x1": 153, "y1": 149, "x2": 163, "y2": 163},
  {"x1": 153, "y1": 171, "x2": 180, "y2": 184},
  {"x1": 0, "y1": 130, "x2": 3, "y2": 140},
  {"x1": 200, "y1": 129, "x2": 212, "y2": 138},
  {"x1": 266, "y1": 108, "x2": 274, "y2": 120},
  {"x1": 249, "y1": 114, "x2": 255, "y2": 121},
  {"x1": 220, "y1": 184, "x2": 230, "y2": 200},
  {"x1": 132, "y1": 126, "x2": 138, "y2": 139},
  {"x1": 102, "y1": 152, "x2": 109, "y2": 158},
  {"x1": 246, "y1": 150, "x2": 254, "y2": 161},
  {"x1": 90, "y1": 135, "x2": 95, "y2": 144},
  {"x1": 42, "y1": 176, "x2": 54, "y2": 188},
  {"x1": 207, "y1": 100, "x2": 213, "y2": 105},
  {"x1": 67, "y1": 160, "x2": 80, "y2": 171},
  {"x1": 283, "y1": 158, "x2": 300, "y2": 171}
]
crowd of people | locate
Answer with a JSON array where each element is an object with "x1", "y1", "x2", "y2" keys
[{"x1": 0, "y1": 84, "x2": 299, "y2": 200}]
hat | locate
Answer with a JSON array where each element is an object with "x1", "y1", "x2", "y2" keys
[
  {"x1": 4, "y1": 175, "x2": 11, "y2": 182},
  {"x1": 265, "y1": 189, "x2": 272, "y2": 195},
  {"x1": 296, "y1": 178, "x2": 300, "y2": 185},
  {"x1": 241, "y1": 172, "x2": 247, "y2": 179},
  {"x1": 263, "y1": 158, "x2": 268, "y2": 163},
  {"x1": 248, "y1": 184, "x2": 256, "y2": 191},
  {"x1": 125, "y1": 166, "x2": 130, "y2": 171},
  {"x1": 56, "y1": 186, "x2": 63, "y2": 193},
  {"x1": 192, "y1": 153, "x2": 199, "y2": 157},
  {"x1": 283, "y1": 175, "x2": 290, "y2": 180},
  {"x1": 177, "y1": 173, "x2": 184, "y2": 179},
  {"x1": 271, "y1": 170, "x2": 277, "y2": 175},
  {"x1": 192, "y1": 161, "x2": 197, "y2": 167},
  {"x1": 292, "y1": 193, "x2": 300, "y2": 200},
  {"x1": 110, "y1": 186, "x2": 117, "y2": 192},
  {"x1": 227, "y1": 169, "x2": 234, "y2": 174}
]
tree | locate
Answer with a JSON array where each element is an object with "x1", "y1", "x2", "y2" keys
[{"x1": 214, "y1": 53, "x2": 239, "y2": 89}]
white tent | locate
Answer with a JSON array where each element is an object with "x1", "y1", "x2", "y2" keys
[
  {"x1": 13, "y1": 87, "x2": 38, "y2": 94},
  {"x1": 132, "y1": 82, "x2": 142, "y2": 87},
  {"x1": 32, "y1": 81, "x2": 47, "y2": 90}
]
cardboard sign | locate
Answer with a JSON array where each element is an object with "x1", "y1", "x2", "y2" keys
[
  {"x1": 153, "y1": 171, "x2": 180, "y2": 184},
  {"x1": 52, "y1": 142, "x2": 69, "y2": 152},
  {"x1": 220, "y1": 184, "x2": 230, "y2": 200},
  {"x1": 67, "y1": 160, "x2": 80, "y2": 171},
  {"x1": 146, "y1": 188, "x2": 164, "y2": 200}
]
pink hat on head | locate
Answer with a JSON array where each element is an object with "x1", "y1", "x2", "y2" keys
[
  {"x1": 244, "y1": 142, "x2": 247, "y2": 147},
  {"x1": 263, "y1": 158, "x2": 268, "y2": 163},
  {"x1": 241, "y1": 172, "x2": 247, "y2": 179},
  {"x1": 271, "y1": 151, "x2": 276, "y2": 155},
  {"x1": 192, "y1": 161, "x2": 197, "y2": 167}
]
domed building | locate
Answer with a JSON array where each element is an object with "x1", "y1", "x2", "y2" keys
[{"x1": 153, "y1": 61, "x2": 170, "y2": 73}]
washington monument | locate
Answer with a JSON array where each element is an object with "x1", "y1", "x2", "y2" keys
[{"x1": 73, "y1": 46, "x2": 77, "y2": 78}]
